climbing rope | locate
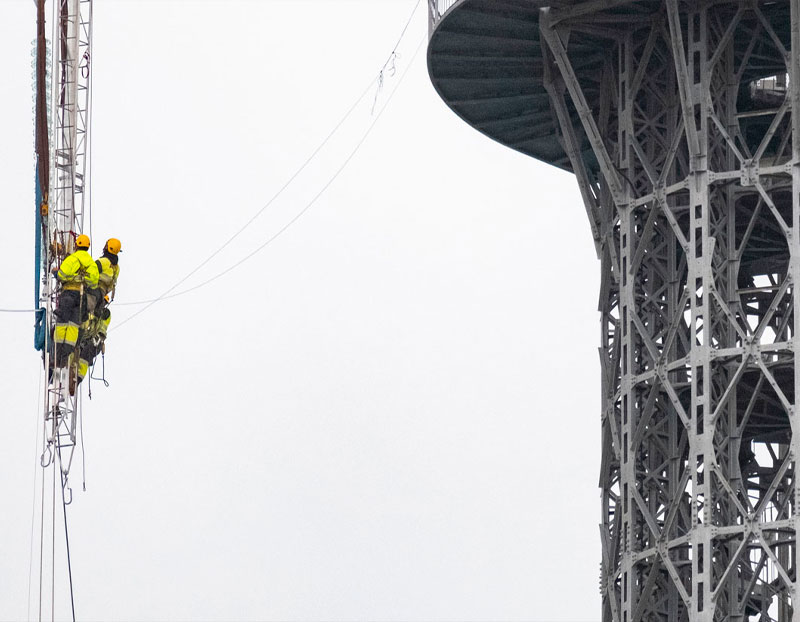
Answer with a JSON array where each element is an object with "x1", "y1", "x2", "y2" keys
[
  {"x1": 79, "y1": 397, "x2": 87, "y2": 492},
  {"x1": 27, "y1": 368, "x2": 42, "y2": 622},
  {"x1": 56, "y1": 443, "x2": 77, "y2": 622}
]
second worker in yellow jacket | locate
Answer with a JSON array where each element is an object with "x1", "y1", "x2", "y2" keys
[
  {"x1": 86, "y1": 237, "x2": 121, "y2": 316},
  {"x1": 96, "y1": 237, "x2": 121, "y2": 299}
]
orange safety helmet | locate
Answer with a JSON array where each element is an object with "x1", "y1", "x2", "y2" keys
[
  {"x1": 76, "y1": 234, "x2": 90, "y2": 249},
  {"x1": 104, "y1": 238, "x2": 122, "y2": 255}
]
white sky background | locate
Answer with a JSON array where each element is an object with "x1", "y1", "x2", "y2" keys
[{"x1": 0, "y1": 1, "x2": 601, "y2": 620}]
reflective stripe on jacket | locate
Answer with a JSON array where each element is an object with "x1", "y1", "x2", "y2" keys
[
  {"x1": 96, "y1": 256, "x2": 120, "y2": 295},
  {"x1": 57, "y1": 250, "x2": 99, "y2": 290},
  {"x1": 54, "y1": 322, "x2": 80, "y2": 347}
]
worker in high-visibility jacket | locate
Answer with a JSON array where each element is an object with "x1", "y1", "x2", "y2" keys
[
  {"x1": 86, "y1": 237, "x2": 121, "y2": 316},
  {"x1": 96, "y1": 237, "x2": 121, "y2": 299},
  {"x1": 52, "y1": 234, "x2": 99, "y2": 367}
]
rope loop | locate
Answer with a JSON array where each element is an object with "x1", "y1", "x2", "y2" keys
[
  {"x1": 387, "y1": 51, "x2": 398, "y2": 77},
  {"x1": 40, "y1": 444, "x2": 52, "y2": 468},
  {"x1": 90, "y1": 353, "x2": 110, "y2": 388}
]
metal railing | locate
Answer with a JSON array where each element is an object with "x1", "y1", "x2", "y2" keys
[{"x1": 428, "y1": 0, "x2": 463, "y2": 35}]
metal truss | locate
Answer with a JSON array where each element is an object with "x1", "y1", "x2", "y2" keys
[
  {"x1": 43, "y1": 0, "x2": 93, "y2": 506},
  {"x1": 50, "y1": 0, "x2": 91, "y2": 237},
  {"x1": 28, "y1": 1, "x2": 93, "y2": 618},
  {"x1": 538, "y1": 2, "x2": 800, "y2": 621}
]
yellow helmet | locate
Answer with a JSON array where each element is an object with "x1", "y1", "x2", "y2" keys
[
  {"x1": 105, "y1": 238, "x2": 122, "y2": 255},
  {"x1": 75, "y1": 234, "x2": 90, "y2": 249}
]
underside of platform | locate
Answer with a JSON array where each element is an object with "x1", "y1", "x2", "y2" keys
[{"x1": 428, "y1": 0, "x2": 790, "y2": 173}]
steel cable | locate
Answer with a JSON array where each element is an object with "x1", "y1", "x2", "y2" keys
[
  {"x1": 56, "y1": 444, "x2": 76, "y2": 622},
  {"x1": 114, "y1": 34, "x2": 425, "y2": 331},
  {"x1": 112, "y1": 0, "x2": 422, "y2": 311},
  {"x1": 38, "y1": 454, "x2": 44, "y2": 622},
  {"x1": 27, "y1": 368, "x2": 42, "y2": 622}
]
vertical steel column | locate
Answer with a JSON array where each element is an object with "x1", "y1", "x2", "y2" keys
[
  {"x1": 721, "y1": 25, "x2": 743, "y2": 622},
  {"x1": 671, "y1": 6, "x2": 714, "y2": 621},
  {"x1": 618, "y1": 30, "x2": 636, "y2": 622},
  {"x1": 790, "y1": 0, "x2": 800, "y2": 616}
]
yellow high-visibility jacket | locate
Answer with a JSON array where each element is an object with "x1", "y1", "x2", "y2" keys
[
  {"x1": 96, "y1": 256, "x2": 120, "y2": 296},
  {"x1": 57, "y1": 250, "x2": 99, "y2": 290}
]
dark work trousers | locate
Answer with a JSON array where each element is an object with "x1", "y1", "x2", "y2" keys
[{"x1": 53, "y1": 289, "x2": 85, "y2": 366}]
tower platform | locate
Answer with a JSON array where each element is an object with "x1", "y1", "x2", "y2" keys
[{"x1": 428, "y1": 1, "x2": 791, "y2": 172}]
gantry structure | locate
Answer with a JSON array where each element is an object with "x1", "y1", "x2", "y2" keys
[{"x1": 427, "y1": 1, "x2": 800, "y2": 621}]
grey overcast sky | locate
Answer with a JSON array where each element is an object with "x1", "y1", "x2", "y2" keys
[{"x1": 1, "y1": 1, "x2": 601, "y2": 620}]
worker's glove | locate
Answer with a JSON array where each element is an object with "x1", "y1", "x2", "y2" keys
[{"x1": 50, "y1": 266, "x2": 58, "y2": 276}]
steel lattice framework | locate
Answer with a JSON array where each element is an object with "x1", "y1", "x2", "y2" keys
[
  {"x1": 428, "y1": 1, "x2": 800, "y2": 621},
  {"x1": 43, "y1": 0, "x2": 93, "y2": 482},
  {"x1": 31, "y1": 0, "x2": 93, "y2": 616}
]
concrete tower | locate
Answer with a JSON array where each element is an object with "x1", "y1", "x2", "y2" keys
[{"x1": 427, "y1": 2, "x2": 800, "y2": 621}]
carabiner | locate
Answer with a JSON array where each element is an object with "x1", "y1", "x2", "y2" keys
[{"x1": 80, "y1": 51, "x2": 90, "y2": 79}]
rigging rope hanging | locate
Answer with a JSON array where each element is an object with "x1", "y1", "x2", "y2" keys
[{"x1": 56, "y1": 443, "x2": 77, "y2": 622}]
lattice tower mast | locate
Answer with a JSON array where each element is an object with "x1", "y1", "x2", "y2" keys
[
  {"x1": 427, "y1": 1, "x2": 800, "y2": 621},
  {"x1": 42, "y1": 0, "x2": 92, "y2": 481},
  {"x1": 33, "y1": 3, "x2": 93, "y2": 612}
]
